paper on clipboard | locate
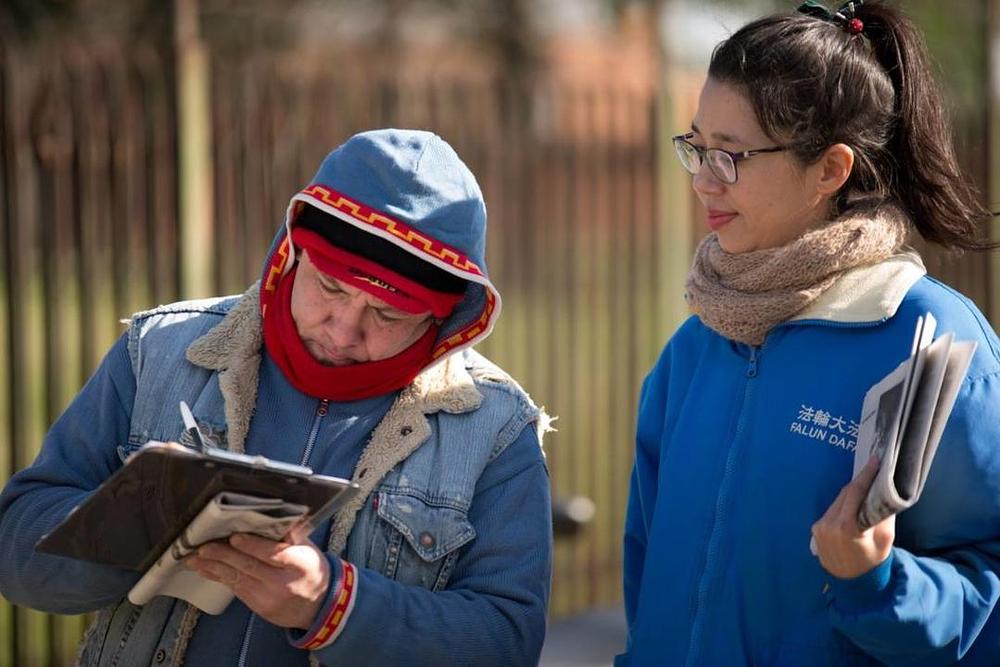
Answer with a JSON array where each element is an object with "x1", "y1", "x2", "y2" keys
[{"x1": 128, "y1": 491, "x2": 309, "y2": 614}]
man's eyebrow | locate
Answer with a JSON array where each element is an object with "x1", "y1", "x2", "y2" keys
[
  {"x1": 690, "y1": 122, "x2": 744, "y2": 144},
  {"x1": 369, "y1": 302, "x2": 412, "y2": 319},
  {"x1": 315, "y1": 271, "x2": 337, "y2": 285},
  {"x1": 315, "y1": 271, "x2": 345, "y2": 292}
]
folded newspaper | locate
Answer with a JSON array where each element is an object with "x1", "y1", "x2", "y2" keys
[
  {"x1": 128, "y1": 492, "x2": 309, "y2": 614},
  {"x1": 853, "y1": 312, "x2": 976, "y2": 529}
]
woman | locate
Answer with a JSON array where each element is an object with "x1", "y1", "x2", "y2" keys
[{"x1": 618, "y1": 2, "x2": 1000, "y2": 665}]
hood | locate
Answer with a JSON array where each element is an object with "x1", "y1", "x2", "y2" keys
[{"x1": 259, "y1": 129, "x2": 500, "y2": 367}]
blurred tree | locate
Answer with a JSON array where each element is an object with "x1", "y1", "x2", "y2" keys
[
  {"x1": 905, "y1": 0, "x2": 986, "y2": 116},
  {"x1": 478, "y1": 0, "x2": 540, "y2": 80},
  {"x1": 0, "y1": 0, "x2": 172, "y2": 45},
  {"x1": 0, "y1": 0, "x2": 74, "y2": 40},
  {"x1": 316, "y1": 0, "x2": 541, "y2": 78},
  {"x1": 660, "y1": 0, "x2": 986, "y2": 116},
  {"x1": 200, "y1": 0, "x2": 307, "y2": 56}
]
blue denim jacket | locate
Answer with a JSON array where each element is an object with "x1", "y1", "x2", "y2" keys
[{"x1": 1, "y1": 287, "x2": 551, "y2": 666}]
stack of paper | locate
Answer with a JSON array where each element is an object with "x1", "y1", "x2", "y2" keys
[
  {"x1": 854, "y1": 312, "x2": 976, "y2": 529},
  {"x1": 128, "y1": 492, "x2": 308, "y2": 614}
]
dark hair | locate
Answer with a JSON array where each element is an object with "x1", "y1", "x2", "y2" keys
[{"x1": 707, "y1": 1, "x2": 994, "y2": 251}]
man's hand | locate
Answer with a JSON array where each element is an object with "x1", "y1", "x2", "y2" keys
[
  {"x1": 185, "y1": 532, "x2": 331, "y2": 629},
  {"x1": 127, "y1": 440, "x2": 189, "y2": 462},
  {"x1": 811, "y1": 456, "x2": 895, "y2": 579}
]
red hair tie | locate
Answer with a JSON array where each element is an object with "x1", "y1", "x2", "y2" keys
[{"x1": 847, "y1": 17, "x2": 864, "y2": 34}]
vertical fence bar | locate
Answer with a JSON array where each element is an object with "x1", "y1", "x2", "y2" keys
[
  {"x1": 603, "y1": 87, "x2": 628, "y2": 606},
  {"x1": 0, "y1": 40, "x2": 15, "y2": 667},
  {"x1": 176, "y1": 0, "x2": 214, "y2": 299},
  {"x1": 591, "y1": 85, "x2": 614, "y2": 607},
  {"x1": 144, "y1": 45, "x2": 180, "y2": 307}
]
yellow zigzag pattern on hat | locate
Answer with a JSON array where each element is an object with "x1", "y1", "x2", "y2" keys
[
  {"x1": 433, "y1": 289, "x2": 497, "y2": 359},
  {"x1": 264, "y1": 237, "x2": 292, "y2": 294},
  {"x1": 301, "y1": 184, "x2": 484, "y2": 276}
]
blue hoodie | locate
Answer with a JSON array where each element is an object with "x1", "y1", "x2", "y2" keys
[
  {"x1": 272, "y1": 129, "x2": 502, "y2": 355},
  {"x1": 618, "y1": 252, "x2": 1000, "y2": 666}
]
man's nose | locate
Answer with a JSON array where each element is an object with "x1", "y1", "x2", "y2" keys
[{"x1": 326, "y1": 300, "x2": 365, "y2": 347}]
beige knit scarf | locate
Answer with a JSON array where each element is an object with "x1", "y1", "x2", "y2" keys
[{"x1": 685, "y1": 203, "x2": 911, "y2": 345}]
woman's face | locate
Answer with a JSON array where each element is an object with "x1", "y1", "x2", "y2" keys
[{"x1": 688, "y1": 78, "x2": 833, "y2": 253}]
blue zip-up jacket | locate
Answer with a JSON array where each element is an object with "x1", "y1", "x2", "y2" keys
[
  {"x1": 618, "y1": 253, "x2": 1000, "y2": 666},
  {"x1": 0, "y1": 129, "x2": 553, "y2": 666}
]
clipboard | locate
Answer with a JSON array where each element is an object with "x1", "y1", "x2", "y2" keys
[{"x1": 35, "y1": 444, "x2": 358, "y2": 572}]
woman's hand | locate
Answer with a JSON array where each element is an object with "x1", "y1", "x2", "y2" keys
[
  {"x1": 811, "y1": 456, "x2": 895, "y2": 579},
  {"x1": 185, "y1": 532, "x2": 331, "y2": 629}
]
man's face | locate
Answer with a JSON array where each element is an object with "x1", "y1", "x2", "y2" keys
[{"x1": 289, "y1": 250, "x2": 434, "y2": 366}]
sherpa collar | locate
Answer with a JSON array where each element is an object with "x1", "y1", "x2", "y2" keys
[
  {"x1": 185, "y1": 282, "x2": 483, "y2": 455},
  {"x1": 791, "y1": 249, "x2": 926, "y2": 324}
]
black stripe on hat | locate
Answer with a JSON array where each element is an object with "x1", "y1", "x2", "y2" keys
[{"x1": 294, "y1": 203, "x2": 468, "y2": 294}]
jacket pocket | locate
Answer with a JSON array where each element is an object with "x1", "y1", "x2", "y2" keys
[{"x1": 374, "y1": 489, "x2": 477, "y2": 591}]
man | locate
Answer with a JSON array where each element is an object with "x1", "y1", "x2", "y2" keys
[{"x1": 0, "y1": 129, "x2": 552, "y2": 665}]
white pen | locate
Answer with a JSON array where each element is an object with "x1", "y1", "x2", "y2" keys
[{"x1": 179, "y1": 401, "x2": 208, "y2": 452}]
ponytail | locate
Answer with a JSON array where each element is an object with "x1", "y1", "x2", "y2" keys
[{"x1": 858, "y1": 3, "x2": 994, "y2": 251}]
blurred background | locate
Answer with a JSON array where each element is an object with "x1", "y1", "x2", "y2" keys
[{"x1": 1, "y1": 0, "x2": 998, "y2": 665}]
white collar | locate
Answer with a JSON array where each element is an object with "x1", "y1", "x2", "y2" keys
[{"x1": 791, "y1": 249, "x2": 926, "y2": 324}]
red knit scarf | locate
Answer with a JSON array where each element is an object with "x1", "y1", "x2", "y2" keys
[{"x1": 262, "y1": 265, "x2": 438, "y2": 401}]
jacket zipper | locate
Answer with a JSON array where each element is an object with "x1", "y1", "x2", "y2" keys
[
  {"x1": 237, "y1": 398, "x2": 329, "y2": 667},
  {"x1": 685, "y1": 344, "x2": 761, "y2": 666},
  {"x1": 687, "y1": 317, "x2": 890, "y2": 660},
  {"x1": 300, "y1": 399, "x2": 329, "y2": 466},
  {"x1": 237, "y1": 615, "x2": 255, "y2": 667}
]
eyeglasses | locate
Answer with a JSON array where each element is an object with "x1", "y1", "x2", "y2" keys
[{"x1": 672, "y1": 133, "x2": 789, "y2": 185}]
